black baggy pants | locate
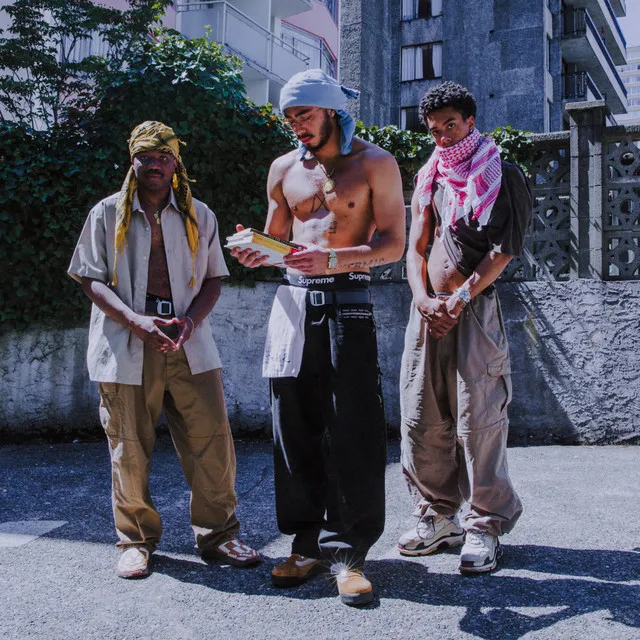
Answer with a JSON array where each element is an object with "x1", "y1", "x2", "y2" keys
[{"x1": 270, "y1": 295, "x2": 387, "y2": 568}]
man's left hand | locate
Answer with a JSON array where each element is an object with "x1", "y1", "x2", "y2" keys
[
  {"x1": 174, "y1": 316, "x2": 195, "y2": 349},
  {"x1": 445, "y1": 294, "x2": 466, "y2": 320},
  {"x1": 282, "y1": 244, "x2": 328, "y2": 274}
]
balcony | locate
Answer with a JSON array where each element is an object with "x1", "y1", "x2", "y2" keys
[
  {"x1": 175, "y1": 1, "x2": 310, "y2": 85},
  {"x1": 564, "y1": 71, "x2": 603, "y2": 101},
  {"x1": 562, "y1": 7, "x2": 627, "y2": 113},
  {"x1": 564, "y1": 0, "x2": 626, "y2": 64},
  {"x1": 608, "y1": 0, "x2": 626, "y2": 17}
]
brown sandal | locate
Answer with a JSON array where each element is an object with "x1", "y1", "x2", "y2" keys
[{"x1": 203, "y1": 538, "x2": 261, "y2": 568}]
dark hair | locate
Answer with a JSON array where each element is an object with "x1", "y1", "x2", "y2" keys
[{"x1": 419, "y1": 81, "x2": 477, "y2": 126}]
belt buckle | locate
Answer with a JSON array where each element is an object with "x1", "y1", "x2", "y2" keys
[
  {"x1": 309, "y1": 290, "x2": 326, "y2": 307},
  {"x1": 157, "y1": 300, "x2": 172, "y2": 316}
]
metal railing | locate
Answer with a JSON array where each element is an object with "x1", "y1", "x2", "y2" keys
[
  {"x1": 175, "y1": 1, "x2": 310, "y2": 82},
  {"x1": 281, "y1": 27, "x2": 337, "y2": 78},
  {"x1": 564, "y1": 71, "x2": 603, "y2": 100}
]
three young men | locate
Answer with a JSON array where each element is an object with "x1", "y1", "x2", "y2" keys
[
  {"x1": 70, "y1": 76, "x2": 530, "y2": 599},
  {"x1": 398, "y1": 82, "x2": 532, "y2": 573}
]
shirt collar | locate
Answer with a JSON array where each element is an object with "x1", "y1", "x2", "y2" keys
[{"x1": 132, "y1": 189, "x2": 179, "y2": 214}]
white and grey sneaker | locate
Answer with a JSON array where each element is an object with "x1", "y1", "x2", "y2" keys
[
  {"x1": 458, "y1": 531, "x2": 502, "y2": 574},
  {"x1": 398, "y1": 515, "x2": 465, "y2": 556}
]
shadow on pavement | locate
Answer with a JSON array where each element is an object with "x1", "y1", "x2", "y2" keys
[{"x1": 151, "y1": 546, "x2": 639, "y2": 638}]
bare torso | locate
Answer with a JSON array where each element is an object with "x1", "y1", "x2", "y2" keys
[
  {"x1": 426, "y1": 211, "x2": 466, "y2": 294},
  {"x1": 144, "y1": 211, "x2": 172, "y2": 299},
  {"x1": 280, "y1": 140, "x2": 379, "y2": 275}
]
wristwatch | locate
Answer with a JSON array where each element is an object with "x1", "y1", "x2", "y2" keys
[
  {"x1": 327, "y1": 248, "x2": 338, "y2": 270},
  {"x1": 455, "y1": 285, "x2": 471, "y2": 307}
]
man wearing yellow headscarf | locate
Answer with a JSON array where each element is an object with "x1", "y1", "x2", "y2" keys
[{"x1": 69, "y1": 121, "x2": 259, "y2": 579}]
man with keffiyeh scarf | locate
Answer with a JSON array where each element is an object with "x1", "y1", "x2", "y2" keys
[
  {"x1": 68, "y1": 121, "x2": 259, "y2": 579},
  {"x1": 398, "y1": 83, "x2": 532, "y2": 574}
]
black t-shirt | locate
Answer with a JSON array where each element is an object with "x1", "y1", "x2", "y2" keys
[{"x1": 432, "y1": 160, "x2": 533, "y2": 277}]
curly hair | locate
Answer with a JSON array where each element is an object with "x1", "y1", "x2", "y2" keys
[{"x1": 419, "y1": 81, "x2": 477, "y2": 126}]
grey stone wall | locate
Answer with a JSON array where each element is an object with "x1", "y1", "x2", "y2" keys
[
  {"x1": 1, "y1": 280, "x2": 638, "y2": 445},
  {"x1": 442, "y1": 0, "x2": 547, "y2": 133},
  {"x1": 339, "y1": 0, "x2": 400, "y2": 126},
  {"x1": 341, "y1": 0, "x2": 570, "y2": 132}
]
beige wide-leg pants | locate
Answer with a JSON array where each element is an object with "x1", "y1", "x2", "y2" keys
[
  {"x1": 400, "y1": 293, "x2": 522, "y2": 536},
  {"x1": 98, "y1": 345, "x2": 240, "y2": 553}
]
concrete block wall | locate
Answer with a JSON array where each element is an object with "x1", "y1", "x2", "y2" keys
[{"x1": 1, "y1": 280, "x2": 639, "y2": 445}]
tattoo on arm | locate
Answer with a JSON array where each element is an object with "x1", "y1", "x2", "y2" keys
[
  {"x1": 346, "y1": 257, "x2": 385, "y2": 268},
  {"x1": 328, "y1": 220, "x2": 337, "y2": 234}
]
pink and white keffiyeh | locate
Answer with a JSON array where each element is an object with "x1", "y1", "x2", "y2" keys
[{"x1": 415, "y1": 128, "x2": 502, "y2": 230}]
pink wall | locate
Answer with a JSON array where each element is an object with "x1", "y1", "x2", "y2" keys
[{"x1": 284, "y1": 0, "x2": 338, "y2": 58}]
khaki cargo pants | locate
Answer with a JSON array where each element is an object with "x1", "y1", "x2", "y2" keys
[
  {"x1": 98, "y1": 345, "x2": 240, "y2": 553},
  {"x1": 399, "y1": 293, "x2": 522, "y2": 536}
]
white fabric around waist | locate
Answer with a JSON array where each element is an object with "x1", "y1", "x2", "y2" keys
[{"x1": 262, "y1": 285, "x2": 307, "y2": 378}]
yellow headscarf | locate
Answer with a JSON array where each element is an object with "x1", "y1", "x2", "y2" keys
[{"x1": 113, "y1": 121, "x2": 199, "y2": 287}]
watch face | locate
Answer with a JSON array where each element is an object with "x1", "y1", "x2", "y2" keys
[{"x1": 459, "y1": 288, "x2": 471, "y2": 304}]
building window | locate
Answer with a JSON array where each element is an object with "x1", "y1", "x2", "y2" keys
[
  {"x1": 628, "y1": 86, "x2": 640, "y2": 95},
  {"x1": 629, "y1": 97, "x2": 640, "y2": 107},
  {"x1": 402, "y1": 0, "x2": 443, "y2": 21},
  {"x1": 401, "y1": 106, "x2": 425, "y2": 132},
  {"x1": 317, "y1": 0, "x2": 339, "y2": 23},
  {"x1": 59, "y1": 31, "x2": 109, "y2": 63},
  {"x1": 401, "y1": 43, "x2": 443, "y2": 81},
  {"x1": 547, "y1": 36, "x2": 552, "y2": 73}
]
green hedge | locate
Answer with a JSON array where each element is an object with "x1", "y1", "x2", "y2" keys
[{"x1": 0, "y1": 30, "x2": 533, "y2": 331}]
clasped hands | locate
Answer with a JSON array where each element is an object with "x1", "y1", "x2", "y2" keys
[
  {"x1": 129, "y1": 314, "x2": 194, "y2": 353},
  {"x1": 416, "y1": 294, "x2": 465, "y2": 339}
]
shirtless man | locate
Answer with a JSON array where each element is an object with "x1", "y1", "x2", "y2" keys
[
  {"x1": 398, "y1": 82, "x2": 532, "y2": 573},
  {"x1": 231, "y1": 70, "x2": 405, "y2": 605},
  {"x1": 68, "y1": 121, "x2": 259, "y2": 579}
]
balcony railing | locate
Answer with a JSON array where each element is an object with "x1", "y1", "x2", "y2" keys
[
  {"x1": 175, "y1": 1, "x2": 310, "y2": 84},
  {"x1": 564, "y1": 71, "x2": 603, "y2": 100},
  {"x1": 563, "y1": 7, "x2": 626, "y2": 98},
  {"x1": 281, "y1": 28, "x2": 337, "y2": 78}
]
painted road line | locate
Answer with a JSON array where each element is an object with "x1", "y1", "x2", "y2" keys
[{"x1": 0, "y1": 521, "x2": 68, "y2": 548}]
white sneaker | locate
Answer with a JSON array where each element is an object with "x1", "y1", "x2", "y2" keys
[
  {"x1": 398, "y1": 515, "x2": 465, "y2": 556},
  {"x1": 458, "y1": 531, "x2": 502, "y2": 574},
  {"x1": 116, "y1": 546, "x2": 151, "y2": 579}
]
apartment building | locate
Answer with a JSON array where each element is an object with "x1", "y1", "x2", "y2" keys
[
  {"x1": 340, "y1": 0, "x2": 628, "y2": 133},
  {"x1": 618, "y1": 44, "x2": 640, "y2": 124},
  {"x1": 175, "y1": 0, "x2": 338, "y2": 106},
  {"x1": 0, "y1": 1, "x2": 338, "y2": 108}
]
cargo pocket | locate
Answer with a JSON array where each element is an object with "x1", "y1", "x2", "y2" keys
[
  {"x1": 486, "y1": 359, "x2": 512, "y2": 423},
  {"x1": 98, "y1": 382, "x2": 121, "y2": 437}
]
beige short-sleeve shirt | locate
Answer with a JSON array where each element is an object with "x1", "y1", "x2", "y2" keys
[{"x1": 68, "y1": 190, "x2": 230, "y2": 384}]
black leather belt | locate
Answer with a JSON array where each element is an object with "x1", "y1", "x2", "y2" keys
[
  {"x1": 307, "y1": 289, "x2": 371, "y2": 307},
  {"x1": 145, "y1": 294, "x2": 175, "y2": 317}
]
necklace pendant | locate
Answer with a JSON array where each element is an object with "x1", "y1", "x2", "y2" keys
[
  {"x1": 323, "y1": 178, "x2": 335, "y2": 194},
  {"x1": 153, "y1": 211, "x2": 161, "y2": 225}
]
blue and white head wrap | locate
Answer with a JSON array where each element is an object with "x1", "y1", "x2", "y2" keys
[{"x1": 279, "y1": 69, "x2": 360, "y2": 159}]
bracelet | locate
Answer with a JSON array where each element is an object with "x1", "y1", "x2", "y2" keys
[{"x1": 185, "y1": 316, "x2": 195, "y2": 331}]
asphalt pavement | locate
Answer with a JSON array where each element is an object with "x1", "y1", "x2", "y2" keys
[{"x1": 0, "y1": 438, "x2": 638, "y2": 640}]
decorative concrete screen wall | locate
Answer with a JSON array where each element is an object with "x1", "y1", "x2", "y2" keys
[{"x1": 1, "y1": 102, "x2": 639, "y2": 444}]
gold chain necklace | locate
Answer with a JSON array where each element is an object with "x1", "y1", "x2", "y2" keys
[{"x1": 315, "y1": 158, "x2": 337, "y2": 194}]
